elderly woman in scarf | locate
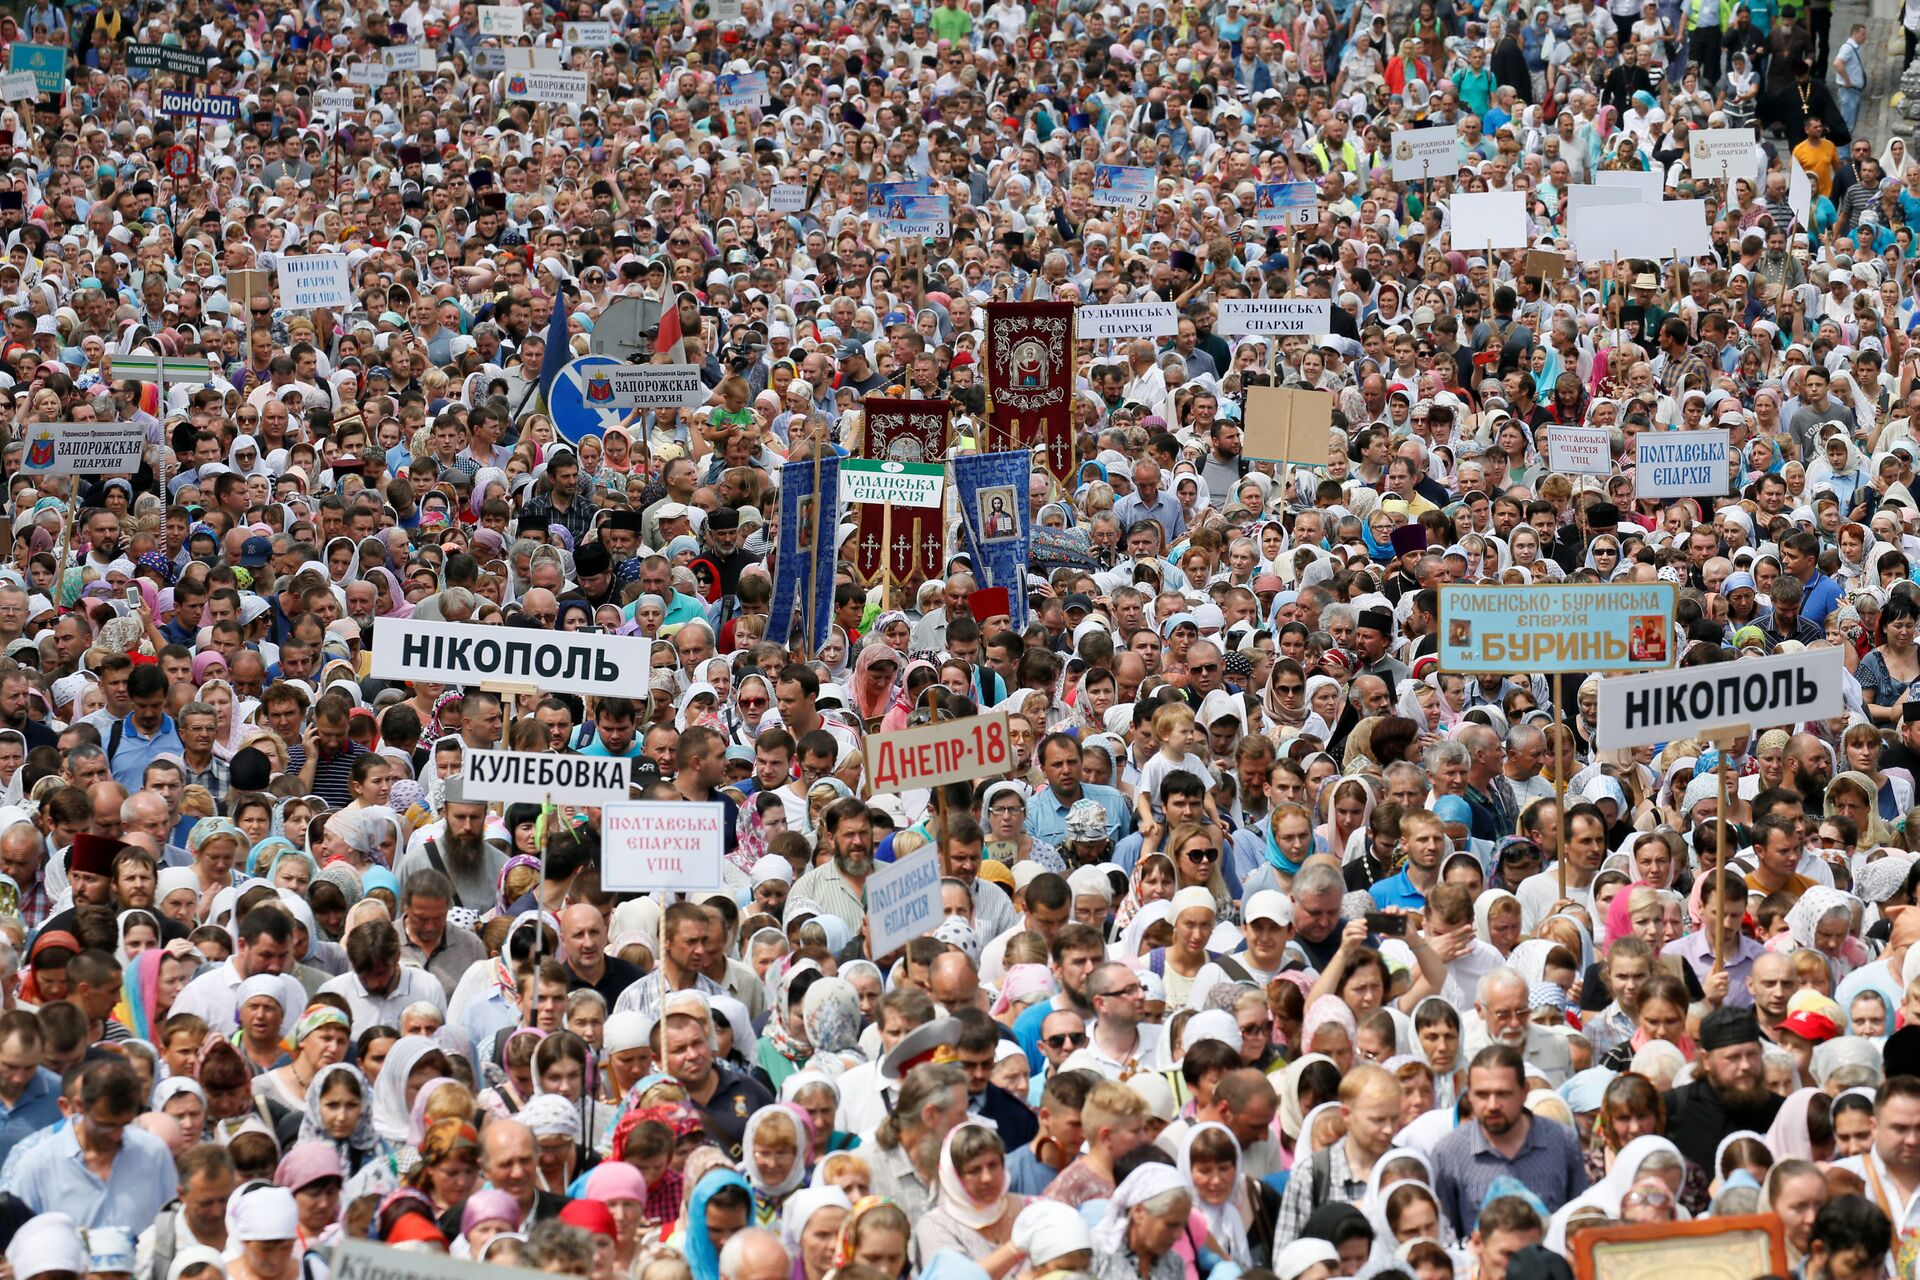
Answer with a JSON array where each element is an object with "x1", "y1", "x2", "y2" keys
[{"x1": 1091, "y1": 1165, "x2": 1193, "y2": 1280}]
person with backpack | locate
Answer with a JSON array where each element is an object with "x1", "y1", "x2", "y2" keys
[{"x1": 1270, "y1": 1066, "x2": 1407, "y2": 1242}]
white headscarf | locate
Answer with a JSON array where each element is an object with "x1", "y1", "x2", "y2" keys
[{"x1": 1175, "y1": 1122, "x2": 1251, "y2": 1266}]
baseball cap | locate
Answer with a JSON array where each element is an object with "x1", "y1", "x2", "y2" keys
[{"x1": 238, "y1": 536, "x2": 272, "y2": 567}]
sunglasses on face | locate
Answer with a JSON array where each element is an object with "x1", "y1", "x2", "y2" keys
[{"x1": 1043, "y1": 1032, "x2": 1089, "y2": 1049}]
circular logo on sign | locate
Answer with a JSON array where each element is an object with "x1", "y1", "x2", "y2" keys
[{"x1": 881, "y1": 461, "x2": 904, "y2": 473}]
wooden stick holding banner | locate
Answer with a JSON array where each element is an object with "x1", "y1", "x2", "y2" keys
[
  {"x1": 804, "y1": 435, "x2": 824, "y2": 662},
  {"x1": 1708, "y1": 725, "x2": 1747, "y2": 967},
  {"x1": 1552, "y1": 673, "x2": 1566, "y2": 900},
  {"x1": 1485, "y1": 243, "x2": 1495, "y2": 324}
]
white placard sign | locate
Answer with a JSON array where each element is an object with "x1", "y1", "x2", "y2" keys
[
  {"x1": 1689, "y1": 127, "x2": 1758, "y2": 180},
  {"x1": 1596, "y1": 647, "x2": 1845, "y2": 750},
  {"x1": 572, "y1": 363, "x2": 706, "y2": 409},
  {"x1": 345, "y1": 61, "x2": 389, "y2": 87},
  {"x1": 461, "y1": 750, "x2": 632, "y2": 806},
  {"x1": 0, "y1": 72, "x2": 39, "y2": 101},
  {"x1": 18, "y1": 423, "x2": 147, "y2": 476},
  {"x1": 1571, "y1": 199, "x2": 1712, "y2": 264},
  {"x1": 866, "y1": 846, "x2": 943, "y2": 959},
  {"x1": 371, "y1": 617, "x2": 654, "y2": 698},
  {"x1": 769, "y1": 184, "x2": 809, "y2": 212},
  {"x1": 478, "y1": 4, "x2": 525, "y2": 34},
  {"x1": 1546, "y1": 425, "x2": 1614, "y2": 476},
  {"x1": 1565, "y1": 184, "x2": 1648, "y2": 223},
  {"x1": 381, "y1": 45, "x2": 428, "y2": 73},
  {"x1": 865, "y1": 711, "x2": 1012, "y2": 794},
  {"x1": 315, "y1": 89, "x2": 360, "y2": 114},
  {"x1": 508, "y1": 69, "x2": 589, "y2": 105},
  {"x1": 1390, "y1": 125, "x2": 1456, "y2": 180},
  {"x1": 1634, "y1": 428, "x2": 1731, "y2": 499},
  {"x1": 1079, "y1": 303, "x2": 1179, "y2": 340},
  {"x1": 1216, "y1": 299, "x2": 1332, "y2": 336},
  {"x1": 563, "y1": 21, "x2": 615, "y2": 46},
  {"x1": 601, "y1": 802, "x2": 727, "y2": 893},
  {"x1": 278, "y1": 254, "x2": 354, "y2": 309},
  {"x1": 1789, "y1": 157, "x2": 1813, "y2": 228},
  {"x1": 1450, "y1": 191, "x2": 1528, "y2": 251},
  {"x1": 1592, "y1": 170, "x2": 1665, "y2": 200}
]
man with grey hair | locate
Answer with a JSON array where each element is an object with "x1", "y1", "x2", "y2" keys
[
  {"x1": 867, "y1": 1061, "x2": 969, "y2": 1216},
  {"x1": 718, "y1": 1229, "x2": 791, "y2": 1280},
  {"x1": 1503, "y1": 724, "x2": 1554, "y2": 806},
  {"x1": 1470, "y1": 966, "x2": 1572, "y2": 1086}
]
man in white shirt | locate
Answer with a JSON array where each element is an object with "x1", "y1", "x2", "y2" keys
[
  {"x1": 318, "y1": 918, "x2": 449, "y2": 1035},
  {"x1": 170, "y1": 904, "x2": 308, "y2": 1036}
]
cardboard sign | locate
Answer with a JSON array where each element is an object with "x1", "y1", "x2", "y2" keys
[
  {"x1": 1546, "y1": 424, "x2": 1612, "y2": 474},
  {"x1": 769, "y1": 183, "x2": 809, "y2": 212},
  {"x1": 1451, "y1": 190, "x2": 1528, "y2": 251},
  {"x1": 865, "y1": 711, "x2": 1012, "y2": 794},
  {"x1": 1689, "y1": 127, "x2": 1758, "y2": 181},
  {"x1": 371, "y1": 617, "x2": 655, "y2": 698},
  {"x1": 1438, "y1": 584, "x2": 1676, "y2": 674},
  {"x1": 1090, "y1": 164, "x2": 1155, "y2": 211},
  {"x1": 227, "y1": 270, "x2": 271, "y2": 305},
  {"x1": 1079, "y1": 303, "x2": 1178, "y2": 341},
  {"x1": 461, "y1": 750, "x2": 632, "y2": 806},
  {"x1": 1596, "y1": 647, "x2": 1845, "y2": 750},
  {"x1": 1243, "y1": 385, "x2": 1334, "y2": 465},
  {"x1": 601, "y1": 802, "x2": 727, "y2": 892},
  {"x1": 1216, "y1": 299, "x2": 1331, "y2": 336},
  {"x1": 17, "y1": 423, "x2": 146, "y2": 476},
  {"x1": 0, "y1": 72, "x2": 39, "y2": 101},
  {"x1": 478, "y1": 4, "x2": 526, "y2": 34},
  {"x1": 841, "y1": 459, "x2": 944, "y2": 508},
  {"x1": 1526, "y1": 249, "x2": 1567, "y2": 279},
  {"x1": 867, "y1": 846, "x2": 943, "y2": 959},
  {"x1": 1634, "y1": 428, "x2": 1731, "y2": 499},
  {"x1": 505, "y1": 69, "x2": 589, "y2": 105},
  {"x1": 1390, "y1": 125, "x2": 1455, "y2": 180},
  {"x1": 279, "y1": 254, "x2": 354, "y2": 309}
]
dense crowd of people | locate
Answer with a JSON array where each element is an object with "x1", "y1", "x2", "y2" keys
[{"x1": 0, "y1": 0, "x2": 1915, "y2": 1278}]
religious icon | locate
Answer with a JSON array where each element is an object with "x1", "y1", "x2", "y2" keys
[{"x1": 978, "y1": 486, "x2": 1019, "y2": 543}]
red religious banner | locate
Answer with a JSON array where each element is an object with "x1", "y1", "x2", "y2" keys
[
  {"x1": 853, "y1": 397, "x2": 950, "y2": 589},
  {"x1": 983, "y1": 301, "x2": 1075, "y2": 483}
]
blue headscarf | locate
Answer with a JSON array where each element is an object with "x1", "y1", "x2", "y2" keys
[{"x1": 686, "y1": 1169, "x2": 753, "y2": 1280}]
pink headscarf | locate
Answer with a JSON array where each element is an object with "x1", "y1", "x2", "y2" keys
[
  {"x1": 989, "y1": 964, "x2": 1056, "y2": 1017},
  {"x1": 1606, "y1": 880, "x2": 1652, "y2": 950}
]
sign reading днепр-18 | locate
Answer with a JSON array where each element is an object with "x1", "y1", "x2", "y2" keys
[{"x1": 1437, "y1": 583, "x2": 1676, "y2": 674}]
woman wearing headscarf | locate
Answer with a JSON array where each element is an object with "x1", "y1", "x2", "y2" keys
[
  {"x1": 369, "y1": 1036, "x2": 455, "y2": 1144},
  {"x1": 683, "y1": 1167, "x2": 755, "y2": 1280},
  {"x1": 849, "y1": 643, "x2": 902, "y2": 732},
  {"x1": 1175, "y1": 1121, "x2": 1252, "y2": 1268},
  {"x1": 294, "y1": 1061, "x2": 393, "y2": 1178},
  {"x1": 784, "y1": 1185, "x2": 854, "y2": 1280},
  {"x1": 911, "y1": 1121, "x2": 1026, "y2": 1269},
  {"x1": 755, "y1": 961, "x2": 820, "y2": 1091},
  {"x1": 1586, "y1": 1072, "x2": 1711, "y2": 1215},
  {"x1": 1547, "y1": 1134, "x2": 1689, "y2": 1251},
  {"x1": 1091, "y1": 1165, "x2": 1192, "y2": 1280}
]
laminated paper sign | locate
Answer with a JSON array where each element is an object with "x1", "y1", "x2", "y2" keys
[
  {"x1": 461, "y1": 750, "x2": 633, "y2": 806},
  {"x1": 563, "y1": 21, "x2": 614, "y2": 45},
  {"x1": 600, "y1": 802, "x2": 727, "y2": 893},
  {"x1": 1390, "y1": 125, "x2": 1455, "y2": 180},
  {"x1": 1689, "y1": 127, "x2": 1758, "y2": 181},
  {"x1": 506, "y1": 70, "x2": 589, "y2": 105},
  {"x1": 278, "y1": 254, "x2": 354, "y2": 309},
  {"x1": 1254, "y1": 182, "x2": 1318, "y2": 227},
  {"x1": 478, "y1": 5, "x2": 525, "y2": 34},
  {"x1": 1090, "y1": 165, "x2": 1155, "y2": 211},
  {"x1": 1216, "y1": 299, "x2": 1331, "y2": 336},
  {"x1": 1596, "y1": 647, "x2": 1844, "y2": 750},
  {"x1": 1546, "y1": 424, "x2": 1611, "y2": 474},
  {"x1": 716, "y1": 71, "x2": 769, "y2": 109},
  {"x1": 346, "y1": 62, "x2": 389, "y2": 87},
  {"x1": 769, "y1": 184, "x2": 808, "y2": 212},
  {"x1": 18, "y1": 423, "x2": 146, "y2": 476},
  {"x1": 1634, "y1": 428, "x2": 1730, "y2": 499},
  {"x1": 1079, "y1": 303, "x2": 1178, "y2": 341},
  {"x1": 381, "y1": 45, "x2": 428, "y2": 73},
  {"x1": 867, "y1": 846, "x2": 942, "y2": 958},
  {"x1": 159, "y1": 91, "x2": 239, "y2": 120},
  {"x1": 568, "y1": 362, "x2": 705, "y2": 409},
  {"x1": 864, "y1": 711, "x2": 1013, "y2": 794},
  {"x1": 1243, "y1": 385, "x2": 1334, "y2": 465},
  {"x1": 1438, "y1": 583, "x2": 1676, "y2": 674},
  {"x1": 0, "y1": 72, "x2": 39, "y2": 101},
  {"x1": 371, "y1": 617, "x2": 654, "y2": 698}
]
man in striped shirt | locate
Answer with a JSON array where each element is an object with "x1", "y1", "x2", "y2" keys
[{"x1": 296, "y1": 695, "x2": 366, "y2": 810}]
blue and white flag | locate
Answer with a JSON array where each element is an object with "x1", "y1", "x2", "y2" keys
[
  {"x1": 953, "y1": 450, "x2": 1032, "y2": 633},
  {"x1": 766, "y1": 455, "x2": 840, "y2": 652}
]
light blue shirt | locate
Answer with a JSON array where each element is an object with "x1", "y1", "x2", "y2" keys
[
  {"x1": 1111, "y1": 491, "x2": 1187, "y2": 541},
  {"x1": 1024, "y1": 783, "x2": 1133, "y2": 847},
  {"x1": 0, "y1": 1068, "x2": 60, "y2": 1166},
  {"x1": 106, "y1": 713, "x2": 184, "y2": 791},
  {"x1": 12, "y1": 1118, "x2": 175, "y2": 1233}
]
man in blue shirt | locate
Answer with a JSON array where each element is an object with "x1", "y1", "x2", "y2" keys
[
  {"x1": 1370, "y1": 810, "x2": 1443, "y2": 910},
  {"x1": 12, "y1": 1057, "x2": 176, "y2": 1233},
  {"x1": 1025, "y1": 735, "x2": 1132, "y2": 848},
  {"x1": 1111, "y1": 462, "x2": 1186, "y2": 542},
  {"x1": 0, "y1": 1015, "x2": 60, "y2": 1165},
  {"x1": 104, "y1": 665, "x2": 182, "y2": 792},
  {"x1": 1781, "y1": 530, "x2": 1842, "y2": 626}
]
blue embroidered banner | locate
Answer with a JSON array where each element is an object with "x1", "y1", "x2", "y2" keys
[
  {"x1": 766, "y1": 455, "x2": 840, "y2": 652},
  {"x1": 953, "y1": 450, "x2": 1032, "y2": 633}
]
